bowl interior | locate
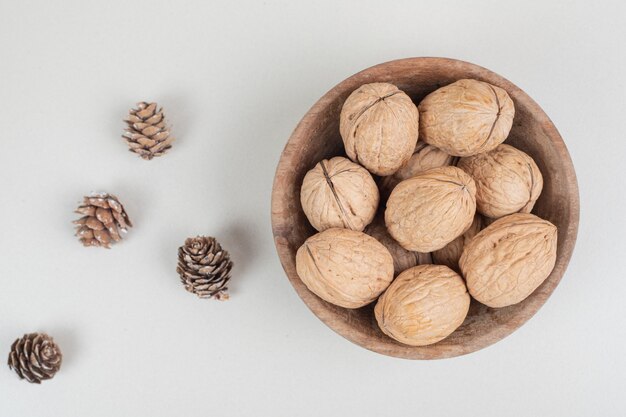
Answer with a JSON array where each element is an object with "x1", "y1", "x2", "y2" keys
[{"x1": 271, "y1": 57, "x2": 579, "y2": 359}]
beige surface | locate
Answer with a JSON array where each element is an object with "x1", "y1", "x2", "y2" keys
[{"x1": 1, "y1": 1, "x2": 625, "y2": 416}]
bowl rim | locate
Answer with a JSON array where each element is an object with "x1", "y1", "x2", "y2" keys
[{"x1": 271, "y1": 57, "x2": 580, "y2": 359}]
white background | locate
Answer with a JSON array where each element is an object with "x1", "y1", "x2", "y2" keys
[{"x1": 0, "y1": 1, "x2": 624, "y2": 416}]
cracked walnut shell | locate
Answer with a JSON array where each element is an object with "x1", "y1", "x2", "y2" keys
[
  {"x1": 296, "y1": 228, "x2": 394, "y2": 308},
  {"x1": 375, "y1": 265, "x2": 470, "y2": 346},
  {"x1": 340, "y1": 83, "x2": 419, "y2": 176},
  {"x1": 301, "y1": 156, "x2": 378, "y2": 232},
  {"x1": 385, "y1": 166, "x2": 476, "y2": 252},
  {"x1": 459, "y1": 213, "x2": 557, "y2": 308},
  {"x1": 418, "y1": 79, "x2": 514, "y2": 157},
  {"x1": 458, "y1": 144, "x2": 543, "y2": 219}
]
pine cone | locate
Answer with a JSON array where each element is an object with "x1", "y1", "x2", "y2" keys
[
  {"x1": 177, "y1": 236, "x2": 233, "y2": 300},
  {"x1": 73, "y1": 192, "x2": 132, "y2": 248},
  {"x1": 8, "y1": 333, "x2": 62, "y2": 384},
  {"x1": 123, "y1": 102, "x2": 174, "y2": 160}
]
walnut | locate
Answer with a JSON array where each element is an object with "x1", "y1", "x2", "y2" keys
[
  {"x1": 340, "y1": 83, "x2": 419, "y2": 176},
  {"x1": 459, "y1": 213, "x2": 558, "y2": 308},
  {"x1": 385, "y1": 166, "x2": 476, "y2": 252},
  {"x1": 375, "y1": 265, "x2": 470, "y2": 346},
  {"x1": 418, "y1": 79, "x2": 515, "y2": 157},
  {"x1": 300, "y1": 157, "x2": 378, "y2": 232},
  {"x1": 379, "y1": 140, "x2": 457, "y2": 200},
  {"x1": 458, "y1": 144, "x2": 543, "y2": 219},
  {"x1": 432, "y1": 214, "x2": 483, "y2": 272},
  {"x1": 364, "y1": 215, "x2": 432, "y2": 276},
  {"x1": 296, "y1": 228, "x2": 394, "y2": 308}
]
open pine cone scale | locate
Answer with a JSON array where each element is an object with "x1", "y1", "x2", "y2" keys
[
  {"x1": 73, "y1": 193, "x2": 132, "y2": 248},
  {"x1": 8, "y1": 333, "x2": 62, "y2": 384}
]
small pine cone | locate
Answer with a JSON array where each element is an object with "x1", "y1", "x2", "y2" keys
[
  {"x1": 73, "y1": 192, "x2": 132, "y2": 248},
  {"x1": 177, "y1": 236, "x2": 233, "y2": 300},
  {"x1": 123, "y1": 102, "x2": 175, "y2": 160},
  {"x1": 8, "y1": 333, "x2": 62, "y2": 384}
]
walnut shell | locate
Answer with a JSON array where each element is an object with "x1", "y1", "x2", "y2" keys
[
  {"x1": 385, "y1": 166, "x2": 477, "y2": 252},
  {"x1": 296, "y1": 228, "x2": 394, "y2": 308},
  {"x1": 300, "y1": 157, "x2": 379, "y2": 232},
  {"x1": 458, "y1": 144, "x2": 543, "y2": 219},
  {"x1": 418, "y1": 79, "x2": 514, "y2": 157},
  {"x1": 459, "y1": 213, "x2": 558, "y2": 308},
  {"x1": 432, "y1": 214, "x2": 483, "y2": 272},
  {"x1": 364, "y1": 215, "x2": 432, "y2": 276},
  {"x1": 379, "y1": 140, "x2": 457, "y2": 200},
  {"x1": 374, "y1": 265, "x2": 470, "y2": 346},
  {"x1": 340, "y1": 83, "x2": 419, "y2": 176}
]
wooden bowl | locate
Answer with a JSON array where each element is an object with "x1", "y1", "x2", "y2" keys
[{"x1": 271, "y1": 57, "x2": 579, "y2": 359}]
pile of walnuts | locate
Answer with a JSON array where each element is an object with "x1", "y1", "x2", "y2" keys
[{"x1": 296, "y1": 79, "x2": 558, "y2": 347}]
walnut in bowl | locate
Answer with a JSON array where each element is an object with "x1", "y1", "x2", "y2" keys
[
  {"x1": 271, "y1": 58, "x2": 579, "y2": 359},
  {"x1": 300, "y1": 156, "x2": 378, "y2": 232}
]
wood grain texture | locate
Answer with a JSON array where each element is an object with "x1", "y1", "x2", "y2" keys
[{"x1": 271, "y1": 57, "x2": 579, "y2": 360}]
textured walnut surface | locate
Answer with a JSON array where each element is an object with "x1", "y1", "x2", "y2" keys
[
  {"x1": 300, "y1": 156, "x2": 378, "y2": 232},
  {"x1": 374, "y1": 265, "x2": 470, "y2": 346},
  {"x1": 296, "y1": 228, "x2": 394, "y2": 309},
  {"x1": 272, "y1": 57, "x2": 579, "y2": 360},
  {"x1": 379, "y1": 140, "x2": 456, "y2": 200},
  {"x1": 458, "y1": 144, "x2": 543, "y2": 218},
  {"x1": 364, "y1": 215, "x2": 431, "y2": 276},
  {"x1": 432, "y1": 214, "x2": 483, "y2": 272},
  {"x1": 459, "y1": 213, "x2": 557, "y2": 308},
  {"x1": 340, "y1": 83, "x2": 419, "y2": 176},
  {"x1": 385, "y1": 166, "x2": 476, "y2": 252},
  {"x1": 418, "y1": 79, "x2": 514, "y2": 157}
]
